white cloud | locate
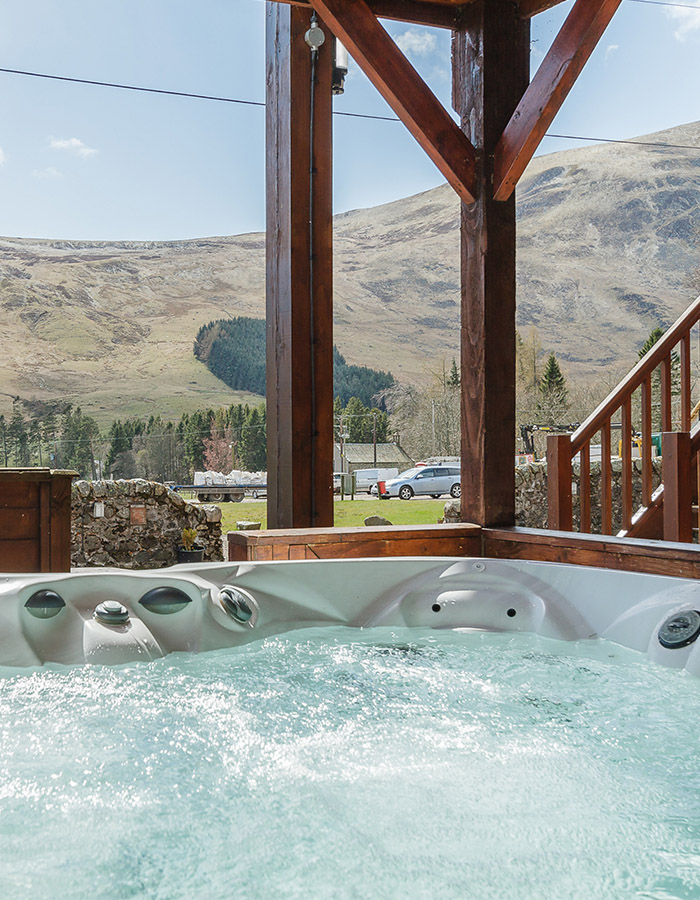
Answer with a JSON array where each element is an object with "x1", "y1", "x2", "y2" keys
[
  {"x1": 666, "y1": 3, "x2": 700, "y2": 40},
  {"x1": 32, "y1": 167, "x2": 62, "y2": 178},
  {"x1": 0, "y1": 146, "x2": 5, "y2": 165},
  {"x1": 394, "y1": 29, "x2": 437, "y2": 59},
  {"x1": 49, "y1": 136, "x2": 97, "y2": 158},
  {"x1": 605, "y1": 44, "x2": 619, "y2": 62}
]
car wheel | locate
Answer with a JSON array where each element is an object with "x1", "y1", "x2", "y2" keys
[
  {"x1": 209, "y1": 491, "x2": 226, "y2": 503},
  {"x1": 450, "y1": 483, "x2": 461, "y2": 499},
  {"x1": 430, "y1": 494, "x2": 441, "y2": 499},
  {"x1": 398, "y1": 485, "x2": 414, "y2": 500}
]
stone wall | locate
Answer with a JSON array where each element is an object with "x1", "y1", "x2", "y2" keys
[
  {"x1": 446, "y1": 458, "x2": 663, "y2": 531},
  {"x1": 71, "y1": 480, "x2": 223, "y2": 569}
]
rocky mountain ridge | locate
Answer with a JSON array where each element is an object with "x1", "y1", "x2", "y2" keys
[{"x1": 1, "y1": 120, "x2": 699, "y2": 423}]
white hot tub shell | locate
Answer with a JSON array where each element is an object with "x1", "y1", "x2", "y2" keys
[{"x1": 2, "y1": 557, "x2": 700, "y2": 673}]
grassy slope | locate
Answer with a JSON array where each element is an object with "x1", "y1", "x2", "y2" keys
[{"x1": 3, "y1": 121, "x2": 700, "y2": 423}]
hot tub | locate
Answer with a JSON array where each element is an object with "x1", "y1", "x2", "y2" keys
[
  {"x1": 3, "y1": 557, "x2": 700, "y2": 899},
  {"x1": 4, "y1": 556, "x2": 700, "y2": 674}
]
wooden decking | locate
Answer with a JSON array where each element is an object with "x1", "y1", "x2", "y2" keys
[{"x1": 227, "y1": 523, "x2": 700, "y2": 579}]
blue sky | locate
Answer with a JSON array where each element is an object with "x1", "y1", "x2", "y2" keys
[{"x1": 0, "y1": 0, "x2": 699, "y2": 240}]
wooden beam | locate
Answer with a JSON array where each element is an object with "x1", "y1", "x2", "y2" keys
[
  {"x1": 493, "y1": 0, "x2": 622, "y2": 201},
  {"x1": 547, "y1": 434, "x2": 573, "y2": 531},
  {"x1": 266, "y1": 4, "x2": 334, "y2": 528},
  {"x1": 269, "y1": 0, "x2": 465, "y2": 29},
  {"x1": 309, "y1": 0, "x2": 477, "y2": 203},
  {"x1": 662, "y1": 432, "x2": 693, "y2": 543},
  {"x1": 519, "y1": 0, "x2": 570, "y2": 18},
  {"x1": 454, "y1": 0, "x2": 530, "y2": 527},
  {"x1": 484, "y1": 527, "x2": 700, "y2": 580}
]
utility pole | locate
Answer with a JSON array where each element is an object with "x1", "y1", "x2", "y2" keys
[{"x1": 373, "y1": 411, "x2": 377, "y2": 465}]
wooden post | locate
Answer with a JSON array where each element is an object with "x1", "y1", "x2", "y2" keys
[
  {"x1": 547, "y1": 434, "x2": 573, "y2": 531},
  {"x1": 266, "y1": 3, "x2": 334, "y2": 528},
  {"x1": 662, "y1": 431, "x2": 692, "y2": 542},
  {"x1": 453, "y1": 0, "x2": 530, "y2": 526}
]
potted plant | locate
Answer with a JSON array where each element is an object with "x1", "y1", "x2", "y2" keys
[{"x1": 176, "y1": 527, "x2": 205, "y2": 563}]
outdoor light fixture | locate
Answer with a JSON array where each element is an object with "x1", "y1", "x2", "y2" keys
[{"x1": 333, "y1": 39, "x2": 348, "y2": 95}]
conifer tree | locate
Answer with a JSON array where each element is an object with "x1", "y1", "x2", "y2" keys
[
  {"x1": 536, "y1": 353, "x2": 569, "y2": 424},
  {"x1": 447, "y1": 358, "x2": 460, "y2": 387}
]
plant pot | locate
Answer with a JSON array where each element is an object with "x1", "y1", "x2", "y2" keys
[{"x1": 176, "y1": 545, "x2": 205, "y2": 564}]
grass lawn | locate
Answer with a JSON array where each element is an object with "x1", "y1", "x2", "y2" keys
[{"x1": 216, "y1": 498, "x2": 447, "y2": 532}]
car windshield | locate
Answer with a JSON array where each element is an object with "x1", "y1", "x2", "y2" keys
[{"x1": 396, "y1": 468, "x2": 421, "y2": 479}]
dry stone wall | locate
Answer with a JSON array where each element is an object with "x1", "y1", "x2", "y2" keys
[
  {"x1": 445, "y1": 459, "x2": 663, "y2": 531},
  {"x1": 71, "y1": 480, "x2": 223, "y2": 569}
]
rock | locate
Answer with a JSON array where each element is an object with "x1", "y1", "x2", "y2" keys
[
  {"x1": 237, "y1": 521, "x2": 262, "y2": 530},
  {"x1": 443, "y1": 500, "x2": 460, "y2": 523},
  {"x1": 364, "y1": 515, "x2": 393, "y2": 526},
  {"x1": 202, "y1": 505, "x2": 222, "y2": 523},
  {"x1": 75, "y1": 481, "x2": 91, "y2": 498}
]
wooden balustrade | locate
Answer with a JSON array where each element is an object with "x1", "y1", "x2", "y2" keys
[{"x1": 547, "y1": 294, "x2": 700, "y2": 541}]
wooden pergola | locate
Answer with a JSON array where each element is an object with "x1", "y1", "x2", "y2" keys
[{"x1": 265, "y1": 0, "x2": 621, "y2": 529}]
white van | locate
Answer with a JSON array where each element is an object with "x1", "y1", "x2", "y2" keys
[{"x1": 352, "y1": 468, "x2": 399, "y2": 493}]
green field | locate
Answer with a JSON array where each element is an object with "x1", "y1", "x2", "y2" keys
[{"x1": 217, "y1": 498, "x2": 447, "y2": 532}]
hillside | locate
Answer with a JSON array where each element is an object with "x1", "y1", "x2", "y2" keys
[{"x1": 1, "y1": 120, "x2": 699, "y2": 422}]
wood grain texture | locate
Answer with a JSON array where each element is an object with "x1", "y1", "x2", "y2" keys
[
  {"x1": 484, "y1": 527, "x2": 700, "y2": 579},
  {"x1": 641, "y1": 376, "x2": 652, "y2": 506},
  {"x1": 662, "y1": 431, "x2": 692, "y2": 542},
  {"x1": 579, "y1": 442, "x2": 591, "y2": 533},
  {"x1": 453, "y1": 0, "x2": 529, "y2": 526},
  {"x1": 547, "y1": 434, "x2": 573, "y2": 531},
  {"x1": 0, "y1": 481, "x2": 40, "y2": 508},
  {"x1": 0, "y1": 470, "x2": 74, "y2": 572},
  {"x1": 681, "y1": 333, "x2": 691, "y2": 431},
  {"x1": 227, "y1": 523, "x2": 482, "y2": 561},
  {"x1": 268, "y1": 0, "x2": 465, "y2": 28},
  {"x1": 266, "y1": 4, "x2": 334, "y2": 528},
  {"x1": 310, "y1": 0, "x2": 477, "y2": 203},
  {"x1": 0, "y1": 508, "x2": 39, "y2": 542},
  {"x1": 621, "y1": 397, "x2": 633, "y2": 531},
  {"x1": 519, "y1": 0, "x2": 570, "y2": 17},
  {"x1": 601, "y1": 420, "x2": 612, "y2": 534},
  {"x1": 494, "y1": 0, "x2": 622, "y2": 200},
  {"x1": 49, "y1": 474, "x2": 73, "y2": 571},
  {"x1": 661, "y1": 356, "x2": 672, "y2": 432},
  {"x1": 39, "y1": 480, "x2": 51, "y2": 571}
]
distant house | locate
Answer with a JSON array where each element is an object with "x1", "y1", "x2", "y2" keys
[{"x1": 334, "y1": 442, "x2": 413, "y2": 474}]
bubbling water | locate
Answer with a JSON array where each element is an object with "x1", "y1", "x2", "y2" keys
[{"x1": 0, "y1": 628, "x2": 699, "y2": 900}]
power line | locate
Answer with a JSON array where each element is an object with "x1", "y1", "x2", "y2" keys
[
  {"x1": 628, "y1": 0, "x2": 700, "y2": 9},
  {"x1": 1, "y1": 65, "x2": 699, "y2": 154},
  {"x1": 0, "y1": 66, "x2": 267, "y2": 107},
  {"x1": 544, "y1": 132, "x2": 700, "y2": 152}
]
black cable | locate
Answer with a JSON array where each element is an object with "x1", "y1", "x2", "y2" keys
[
  {"x1": 545, "y1": 132, "x2": 700, "y2": 151},
  {"x1": 628, "y1": 0, "x2": 700, "y2": 8},
  {"x1": 2, "y1": 65, "x2": 700, "y2": 154},
  {"x1": 0, "y1": 66, "x2": 267, "y2": 106}
]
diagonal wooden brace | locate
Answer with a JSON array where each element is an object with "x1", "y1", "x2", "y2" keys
[
  {"x1": 494, "y1": 0, "x2": 622, "y2": 201},
  {"x1": 309, "y1": 0, "x2": 477, "y2": 204}
]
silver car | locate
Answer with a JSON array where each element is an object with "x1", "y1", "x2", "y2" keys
[{"x1": 378, "y1": 466, "x2": 461, "y2": 500}]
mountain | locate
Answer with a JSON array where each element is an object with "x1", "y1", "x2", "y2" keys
[{"x1": 1, "y1": 121, "x2": 699, "y2": 424}]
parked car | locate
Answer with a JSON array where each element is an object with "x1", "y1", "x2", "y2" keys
[
  {"x1": 352, "y1": 467, "x2": 399, "y2": 493},
  {"x1": 376, "y1": 466, "x2": 461, "y2": 500}
]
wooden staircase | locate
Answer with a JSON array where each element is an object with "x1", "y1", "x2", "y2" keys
[{"x1": 548, "y1": 295, "x2": 700, "y2": 542}]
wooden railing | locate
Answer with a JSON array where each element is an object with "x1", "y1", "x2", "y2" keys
[{"x1": 547, "y1": 294, "x2": 700, "y2": 540}]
